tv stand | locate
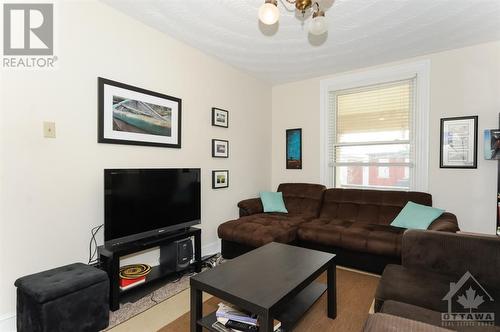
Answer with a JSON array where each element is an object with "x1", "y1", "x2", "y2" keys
[{"x1": 98, "y1": 227, "x2": 201, "y2": 311}]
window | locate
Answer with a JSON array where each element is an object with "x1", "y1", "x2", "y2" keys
[
  {"x1": 328, "y1": 78, "x2": 415, "y2": 190},
  {"x1": 321, "y1": 61, "x2": 430, "y2": 191},
  {"x1": 377, "y1": 159, "x2": 390, "y2": 179}
]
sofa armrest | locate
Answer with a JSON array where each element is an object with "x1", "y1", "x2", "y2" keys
[
  {"x1": 237, "y1": 198, "x2": 263, "y2": 217},
  {"x1": 401, "y1": 230, "x2": 500, "y2": 285},
  {"x1": 427, "y1": 212, "x2": 459, "y2": 232}
]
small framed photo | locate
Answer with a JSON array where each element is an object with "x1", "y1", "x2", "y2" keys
[
  {"x1": 212, "y1": 170, "x2": 229, "y2": 189},
  {"x1": 212, "y1": 139, "x2": 229, "y2": 158},
  {"x1": 440, "y1": 116, "x2": 478, "y2": 168},
  {"x1": 212, "y1": 108, "x2": 229, "y2": 128},
  {"x1": 286, "y1": 128, "x2": 302, "y2": 169}
]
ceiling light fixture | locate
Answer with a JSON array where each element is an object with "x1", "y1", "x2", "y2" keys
[{"x1": 258, "y1": 0, "x2": 328, "y2": 35}]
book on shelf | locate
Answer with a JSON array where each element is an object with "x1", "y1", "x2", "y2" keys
[
  {"x1": 216, "y1": 303, "x2": 258, "y2": 325},
  {"x1": 119, "y1": 276, "x2": 145, "y2": 290},
  {"x1": 216, "y1": 303, "x2": 282, "y2": 332}
]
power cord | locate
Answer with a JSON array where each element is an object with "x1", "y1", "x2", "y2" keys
[
  {"x1": 150, "y1": 291, "x2": 158, "y2": 304},
  {"x1": 88, "y1": 224, "x2": 104, "y2": 265},
  {"x1": 147, "y1": 254, "x2": 222, "y2": 306}
]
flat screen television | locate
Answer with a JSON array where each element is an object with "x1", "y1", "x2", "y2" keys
[{"x1": 104, "y1": 168, "x2": 201, "y2": 246}]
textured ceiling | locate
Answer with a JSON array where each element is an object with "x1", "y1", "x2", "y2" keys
[{"x1": 101, "y1": 0, "x2": 500, "y2": 84}]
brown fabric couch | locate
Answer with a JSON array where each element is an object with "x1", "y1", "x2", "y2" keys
[
  {"x1": 363, "y1": 312, "x2": 452, "y2": 332},
  {"x1": 375, "y1": 230, "x2": 500, "y2": 330},
  {"x1": 218, "y1": 183, "x2": 326, "y2": 251},
  {"x1": 218, "y1": 183, "x2": 459, "y2": 273}
]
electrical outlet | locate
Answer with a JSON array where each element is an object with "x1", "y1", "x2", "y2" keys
[{"x1": 43, "y1": 121, "x2": 56, "y2": 138}]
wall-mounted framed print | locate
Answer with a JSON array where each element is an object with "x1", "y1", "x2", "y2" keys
[
  {"x1": 98, "y1": 77, "x2": 181, "y2": 148},
  {"x1": 212, "y1": 108, "x2": 229, "y2": 128},
  {"x1": 212, "y1": 170, "x2": 229, "y2": 189},
  {"x1": 440, "y1": 116, "x2": 478, "y2": 169},
  {"x1": 286, "y1": 128, "x2": 302, "y2": 169},
  {"x1": 212, "y1": 139, "x2": 229, "y2": 158},
  {"x1": 484, "y1": 129, "x2": 500, "y2": 160}
]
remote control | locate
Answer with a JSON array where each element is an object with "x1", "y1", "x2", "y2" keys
[{"x1": 225, "y1": 320, "x2": 259, "y2": 332}]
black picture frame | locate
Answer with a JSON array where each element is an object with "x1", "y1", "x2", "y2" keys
[
  {"x1": 212, "y1": 170, "x2": 229, "y2": 189},
  {"x1": 98, "y1": 77, "x2": 182, "y2": 148},
  {"x1": 212, "y1": 139, "x2": 229, "y2": 158},
  {"x1": 286, "y1": 128, "x2": 302, "y2": 169},
  {"x1": 439, "y1": 115, "x2": 478, "y2": 169},
  {"x1": 212, "y1": 108, "x2": 229, "y2": 128}
]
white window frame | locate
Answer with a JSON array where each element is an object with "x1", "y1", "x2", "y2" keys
[
  {"x1": 319, "y1": 60, "x2": 430, "y2": 192},
  {"x1": 377, "y1": 159, "x2": 390, "y2": 179}
]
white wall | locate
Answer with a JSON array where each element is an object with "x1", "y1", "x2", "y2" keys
[
  {"x1": 272, "y1": 41, "x2": 500, "y2": 235},
  {"x1": 0, "y1": 0, "x2": 271, "y2": 318}
]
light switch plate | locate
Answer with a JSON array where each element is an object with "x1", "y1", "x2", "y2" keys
[{"x1": 43, "y1": 121, "x2": 56, "y2": 138}]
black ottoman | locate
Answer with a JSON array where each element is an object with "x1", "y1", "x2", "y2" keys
[{"x1": 15, "y1": 263, "x2": 109, "y2": 332}]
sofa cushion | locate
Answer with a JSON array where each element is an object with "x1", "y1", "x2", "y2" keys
[
  {"x1": 363, "y1": 313, "x2": 451, "y2": 332},
  {"x1": 217, "y1": 213, "x2": 307, "y2": 247},
  {"x1": 260, "y1": 191, "x2": 288, "y2": 213},
  {"x1": 380, "y1": 300, "x2": 500, "y2": 331},
  {"x1": 298, "y1": 219, "x2": 405, "y2": 257},
  {"x1": 375, "y1": 264, "x2": 458, "y2": 313},
  {"x1": 380, "y1": 300, "x2": 445, "y2": 328},
  {"x1": 391, "y1": 202, "x2": 444, "y2": 230},
  {"x1": 402, "y1": 230, "x2": 500, "y2": 288},
  {"x1": 319, "y1": 189, "x2": 432, "y2": 225},
  {"x1": 277, "y1": 183, "x2": 326, "y2": 218}
]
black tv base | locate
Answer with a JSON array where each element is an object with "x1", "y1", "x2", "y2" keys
[{"x1": 98, "y1": 227, "x2": 201, "y2": 311}]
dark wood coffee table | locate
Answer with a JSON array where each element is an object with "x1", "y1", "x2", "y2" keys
[{"x1": 190, "y1": 242, "x2": 336, "y2": 332}]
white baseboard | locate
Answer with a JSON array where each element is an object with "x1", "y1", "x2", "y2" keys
[
  {"x1": 201, "y1": 240, "x2": 221, "y2": 257},
  {"x1": 0, "y1": 313, "x2": 15, "y2": 332}
]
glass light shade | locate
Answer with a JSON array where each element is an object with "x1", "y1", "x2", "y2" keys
[
  {"x1": 309, "y1": 16, "x2": 327, "y2": 35},
  {"x1": 259, "y1": 3, "x2": 279, "y2": 25}
]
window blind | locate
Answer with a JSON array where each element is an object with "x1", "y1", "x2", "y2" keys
[{"x1": 328, "y1": 78, "x2": 416, "y2": 190}]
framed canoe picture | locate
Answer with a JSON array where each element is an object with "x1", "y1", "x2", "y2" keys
[
  {"x1": 286, "y1": 128, "x2": 302, "y2": 169},
  {"x1": 98, "y1": 77, "x2": 181, "y2": 148}
]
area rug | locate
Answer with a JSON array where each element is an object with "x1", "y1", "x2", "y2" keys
[
  {"x1": 106, "y1": 272, "x2": 193, "y2": 330},
  {"x1": 158, "y1": 267, "x2": 380, "y2": 332},
  {"x1": 105, "y1": 254, "x2": 222, "y2": 330}
]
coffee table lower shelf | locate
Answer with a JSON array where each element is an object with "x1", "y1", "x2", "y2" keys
[{"x1": 197, "y1": 281, "x2": 327, "y2": 332}]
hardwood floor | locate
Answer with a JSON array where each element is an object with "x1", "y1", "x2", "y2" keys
[{"x1": 158, "y1": 267, "x2": 379, "y2": 332}]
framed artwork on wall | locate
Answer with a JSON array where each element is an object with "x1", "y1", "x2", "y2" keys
[
  {"x1": 98, "y1": 77, "x2": 182, "y2": 148},
  {"x1": 212, "y1": 108, "x2": 229, "y2": 128},
  {"x1": 212, "y1": 170, "x2": 229, "y2": 189},
  {"x1": 286, "y1": 128, "x2": 302, "y2": 169},
  {"x1": 212, "y1": 139, "x2": 229, "y2": 158},
  {"x1": 440, "y1": 116, "x2": 478, "y2": 169},
  {"x1": 484, "y1": 129, "x2": 500, "y2": 160}
]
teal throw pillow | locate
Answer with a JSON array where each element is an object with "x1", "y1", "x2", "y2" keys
[
  {"x1": 260, "y1": 192, "x2": 288, "y2": 213},
  {"x1": 390, "y1": 201, "x2": 444, "y2": 230}
]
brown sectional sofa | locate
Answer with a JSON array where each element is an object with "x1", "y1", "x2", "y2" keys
[
  {"x1": 218, "y1": 183, "x2": 459, "y2": 273},
  {"x1": 373, "y1": 230, "x2": 500, "y2": 330}
]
